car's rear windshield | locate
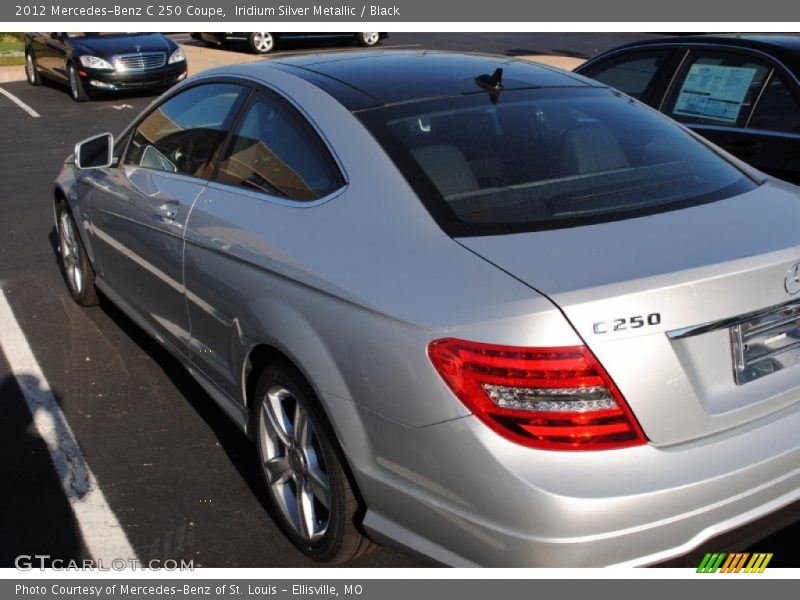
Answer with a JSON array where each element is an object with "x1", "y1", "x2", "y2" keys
[{"x1": 357, "y1": 87, "x2": 757, "y2": 236}]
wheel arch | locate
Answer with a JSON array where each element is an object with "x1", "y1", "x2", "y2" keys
[
  {"x1": 240, "y1": 339, "x2": 372, "y2": 504},
  {"x1": 53, "y1": 181, "x2": 96, "y2": 265},
  {"x1": 242, "y1": 339, "x2": 345, "y2": 443}
]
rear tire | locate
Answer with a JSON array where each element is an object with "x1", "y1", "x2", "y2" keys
[
  {"x1": 253, "y1": 361, "x2": 375, "y2": 563},
  {"x1": 67, "y1": 63, "x2": 89, "y2": 102},
  {"x1": 25, "y1": 51, "x2": 41, "y2": 86},
  {"x1": 56, "y1": 200, "x2": 98, "y2": 306}
]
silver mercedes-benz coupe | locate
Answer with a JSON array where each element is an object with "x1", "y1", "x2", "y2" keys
[{"x1": 54, "y1": 51, "x2": 800, "y2": 567}]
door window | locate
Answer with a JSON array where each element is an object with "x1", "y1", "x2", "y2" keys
[
  {"x1": 125, "y1": 83, "x2": 244, "y2": 177},
  {"x1": 664, "y1": 51, "x2": 770, "y2": 128},
  {"x1": 580, "y1": 50, "x2": 673, "y2": 101},
  {"x1": 749, "y1": 73, "x2": 800, "y2": 134},
  {"x1": 215, "y1": 91, "x2": 345, "y2": 200}
]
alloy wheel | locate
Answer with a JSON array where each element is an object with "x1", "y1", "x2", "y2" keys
[
  {"x1": 258, "y1": 385, "x2": 331, "y2": 542},
  {"x1": 25, "y1": 54, "x2": 35, "y2": 83},
  {"x1": 59, "y1": 211, "x2": 84, "y2": 296},
  {"x1": 68, "y1": 66, "x2": 79, "y2": 100},
  {"x1": 251, "y1": 32, "x2": 274, "y2": 53}
]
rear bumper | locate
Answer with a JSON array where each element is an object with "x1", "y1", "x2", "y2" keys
[
  {"x1": 80, "y1": 63, "x2": 187, "y2": 91},
  {"x1": 326, "y1": 390, "x2": 800, "y2": 566}
]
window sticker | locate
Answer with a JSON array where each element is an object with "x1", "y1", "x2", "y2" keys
[{"x1": 673, "y1": 64, "x2": 758, "y2": 123}]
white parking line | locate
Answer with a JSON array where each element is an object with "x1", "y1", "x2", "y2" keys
[
  {"x1": 0, "y1": 86, "x2": 40, "y2": 118},
  {"x1": 0, "y1": 288, "x2": 137, "y2": 563}
]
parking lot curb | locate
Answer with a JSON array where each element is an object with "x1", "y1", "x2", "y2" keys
[
  {"x1": 0, "y1": 65, "x2": 25, "y2": 83},
  {"x1": 518, "y1": 55, "x2": 586, "y2": 70}
]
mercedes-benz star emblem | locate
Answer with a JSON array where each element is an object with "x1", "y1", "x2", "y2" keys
[{"x1": 785, "y1": 263, "x2": 800, "y2": 295}]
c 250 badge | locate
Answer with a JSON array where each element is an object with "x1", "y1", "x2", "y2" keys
[{"x1": 593, "y1": 313, "x2": 662, "y2": 335}]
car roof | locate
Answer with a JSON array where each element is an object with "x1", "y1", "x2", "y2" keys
[
  {"x1": 588, "y1": 34, "x2": 800, "y2": 69},
  {"x1": 234, "y1": 50, "x2": 596, "y2": 111}
]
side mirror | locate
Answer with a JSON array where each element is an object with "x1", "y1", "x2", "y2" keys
[{"x1": 75, "y1": 133, "x2": 114, "y2": 170}]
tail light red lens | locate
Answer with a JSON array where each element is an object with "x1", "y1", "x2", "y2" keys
[{"x1": 428, "y1": 338, "x2": 647, "y2": 450}]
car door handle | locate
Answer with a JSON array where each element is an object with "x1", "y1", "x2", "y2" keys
[{"x1": 152, "y1": 201, "x2": 179, "y2": 224}]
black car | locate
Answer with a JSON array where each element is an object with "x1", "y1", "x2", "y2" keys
[
  {"x1": 191, "y1": 32, "x2": 387, "y2": 55},
  {"x1": 576, "y1": 35, "x2": 800, "y2": 184},
  {"x1": 24, "y1": 33, "x2": 188, "y2": 102}
]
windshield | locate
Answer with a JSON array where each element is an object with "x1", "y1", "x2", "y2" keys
[{"x1": 358, "y1": 87, "x2": 757, "y2": 236}]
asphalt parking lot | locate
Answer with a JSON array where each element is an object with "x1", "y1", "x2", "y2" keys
[{"x1": 1, "y1": 32, "x2": 799, "y2": 569}]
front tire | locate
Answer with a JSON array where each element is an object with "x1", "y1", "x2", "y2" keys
[
  {"x1": 25, "y1": 51, "x2": 41, "y2": 86},
  {"x1": 57, "y1": 201, "x2": 98, "y2": 306},
  {"x1": 67, "y1": 63, "x2": 89, "y2": 102},
  {"x1": 254, "y1": 361, "x2": 374, "y2": 563},
  {"x1": 248, "y1": 32, "x2": 275, "y2": 54},
  {"x1": 357, "y1": 33, "x2": 381, "y2": 47}
]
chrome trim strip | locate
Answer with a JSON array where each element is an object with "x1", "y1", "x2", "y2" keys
[
  {"x1": 744, "y1": 311, "x2": 800, "y2": 338},
  {"x1": 745, "y1": 68, "x2": 775, "y2": 129},
  {"x1": 667, "y1": 299, "x2": 800, "y2": 340},
  {"x1": 746, "y1": 339, "x2": 800, "y2": 365},
  {"x1": 657, "y1": 48, "x2": 689, "y2": 112},
  {"x1": 113, "y1": 52, "x2": 166, "y2": 71}
]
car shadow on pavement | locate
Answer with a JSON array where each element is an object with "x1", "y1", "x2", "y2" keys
[
  {"x1": 94, "y1": 294, "x2": 272, "y2": 514},
  {"x1": 46, "y1": 226, "x2": 276, "y2": 550},
  {"x1": 0, "y1": 373, "x2": 86, "y2": 567},
  {"x1": 49, "y1": 219, "x2": 282, "y2": 509}
]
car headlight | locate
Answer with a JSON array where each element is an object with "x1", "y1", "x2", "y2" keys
[
  {"x1": 78, "y1": 55, "x2": 114, "y2": 70},
  {"x1": 168, "y1": 48, "x2": 186, "y2": 64}
]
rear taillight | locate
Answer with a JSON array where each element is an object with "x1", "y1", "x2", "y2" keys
[{"x1": 428, "y1": 338, "x2": 646, "y2": 451}]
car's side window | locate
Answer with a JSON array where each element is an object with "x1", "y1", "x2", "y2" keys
[
  {"x1": 215, "y1": 91, "x2": 345, "y2": 201},
  {"x1": 124, "y1": 83, "x2": 244, "y2": 178},
  {"x1": 749, "y1": 73, "x2": 800, "y2": 134},
  {"x1": 579, "y1": 50, "x2": 673, "y2": 102},
  {"x1": 664, "y1": 50, "x2": 770, "y2": 128}
]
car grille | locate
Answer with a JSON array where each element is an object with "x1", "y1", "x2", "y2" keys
[{"x1": 114, "y1": 52, "x2": 166, "y2": 71}]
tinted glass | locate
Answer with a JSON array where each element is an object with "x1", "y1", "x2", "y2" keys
[
  {"x1": 749, "y1": 73, "x2": 800, "y2": 133},
  {"x1": 125, "y1": 83, "x2": 243, "y2": 177},
  {"x1": 664, "y1": 51, "x2": 769, "y2": 128},
  {"x1": 581, "y1": 50, "x2": 671, "y2": 100},
  {"x1": 216, "y1": 91, "x2": 344, "y2": 200},
  {"x1": 359, "y1": 87, "x2": 756, "y2": 236}
]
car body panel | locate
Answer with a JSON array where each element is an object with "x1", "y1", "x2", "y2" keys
[
  {"x1": 346, "y1": 392, "x2": 800, "y2": 566},
  {"x1": 459, "y1": 181, "x2": 800, "y2": 445},
  {"x1": 180, "y1": 67, "x2": 580, "y2": 426},
  {"x1": 84, "y1": 166, "x2": 203, "y2": 354}
]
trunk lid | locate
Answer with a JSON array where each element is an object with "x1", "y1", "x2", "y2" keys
[{"x1": 458, "y1": 181, "x2": 800, "y2": 446}]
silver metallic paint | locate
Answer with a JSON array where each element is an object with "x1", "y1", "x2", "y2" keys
[{"x1": 54, "y1": 58, "x2": 800, "y2": 567}]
